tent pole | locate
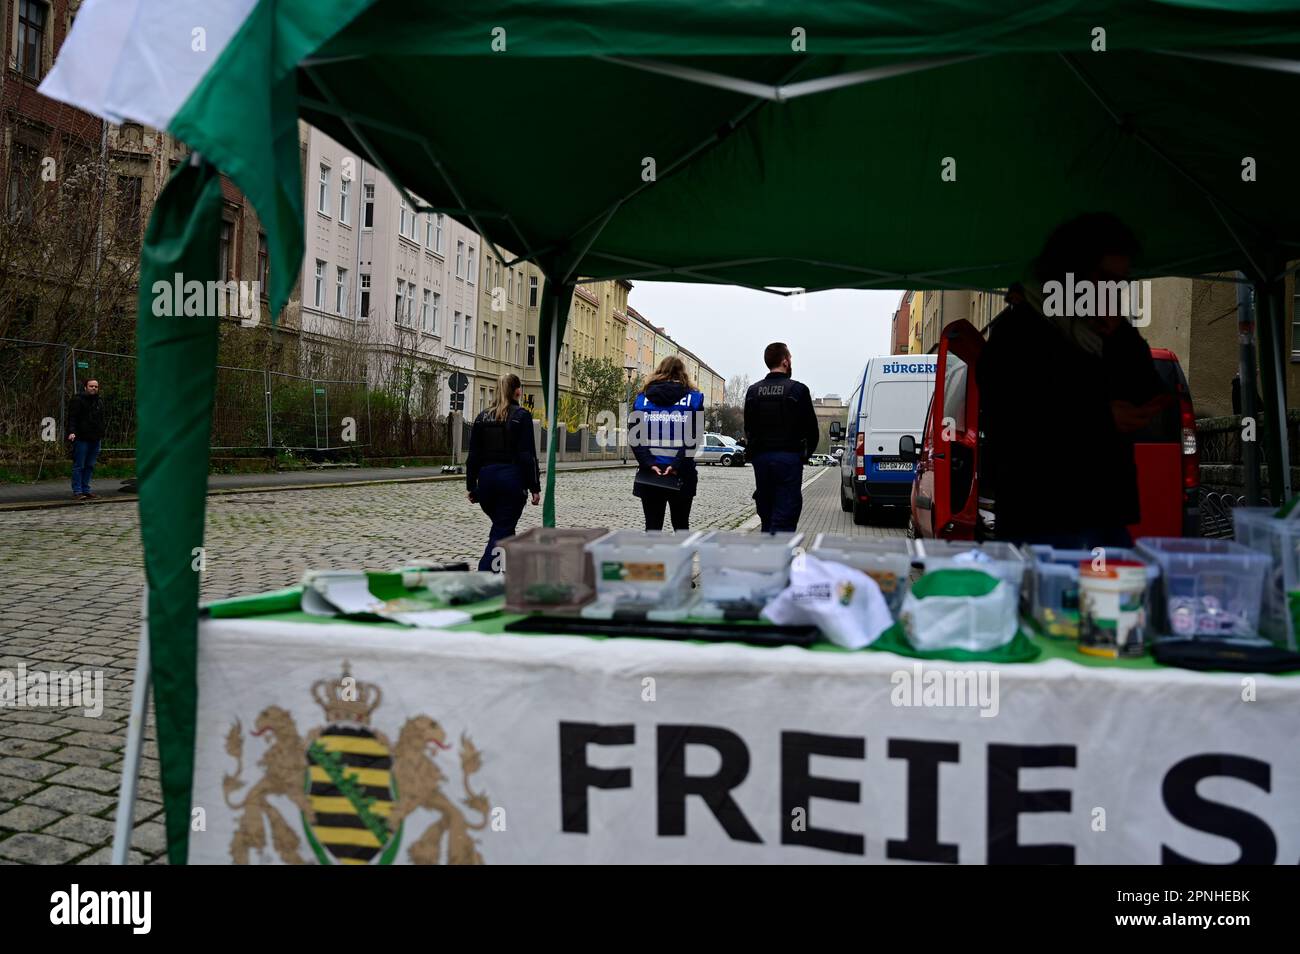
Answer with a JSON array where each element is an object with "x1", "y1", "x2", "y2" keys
[
  {"x1": 1238, "y1": 277, "x2": 1260, "y2": 505},
  {"x1": 111, "y1": 583, "x2": 150, "y2": 864},
  {"x1": 1254, "y1": 278, "x2": 1292, "y2": 504},
  {"x1": 540, "y1": 279, "x2": 575, "y2": 527},
  {"x1": 1266, "y1": 278, "x2": 1293, "y2": 503}
]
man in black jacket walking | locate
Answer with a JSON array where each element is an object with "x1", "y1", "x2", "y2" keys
[
  {"x1": 744, "y1": 342, "x2": 820, "y2": 532},
  {"x1": 67, "y1": 379, "x2": 106, "y2": 499}
]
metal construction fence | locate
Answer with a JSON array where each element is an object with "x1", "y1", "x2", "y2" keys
[{"x1": 0, "y1": 337, "x2": 409, "y2": 454}]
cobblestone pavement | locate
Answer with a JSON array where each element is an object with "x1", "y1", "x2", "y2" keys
[
  {"x1": 0, "y1": 463, "x2": 904, "y2": 864},
  {"x1": 0, "y1": 465, "x2": 765, "y2": 864}
]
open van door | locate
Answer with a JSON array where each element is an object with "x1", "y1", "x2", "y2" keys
[{"x1": 923, "y1": 319, "x2": 984, "y2": 539}]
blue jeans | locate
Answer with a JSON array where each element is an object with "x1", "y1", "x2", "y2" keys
[
  {"x1": 71, "y1": 439, "x2": 101, "y2": 495},
  {"x1": 476, "y1": 464, "x2": 527, "y2": 571},
  {"x1": 752, "y1": 451, "x2": 804, "y2": 532}
]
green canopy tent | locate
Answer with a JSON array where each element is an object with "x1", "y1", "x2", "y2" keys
[{"x1": 38, "y1": 0, "x2": 1300, "y2": 863}]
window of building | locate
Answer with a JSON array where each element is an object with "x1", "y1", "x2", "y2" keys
[
  {"x1": 314, "y1": 260, "x2": 326, "y2": 308},
  {"x1": 359, "y1": 273, "x2": 371, "y2": 318},
  {"x1": 363, "y1": 183, "x2": 374, "y2": 229},
  {"x1": 453, "y1": 311, "x2": 461, "y2": 348},
  {"x1": 317, "y1": 164, "x2": 330, "y2": 214},
  {"x1": 421, "y1": 288, "x2": 432, "y2": 332},
  {"x1": 467, "y1": 246, "x2": 476, "y2": 284},
  {"x1": 219, "y1": 222, "x2": 233, "y2": 281},
  {"x1": 527, "y1": 334, "x2": 536, "y2": 367},
  {"x1": 480, "y1": 387, "x2": 487, "y2": 414},
  {"x1": 482, "y1": 321, "x2": 489, "y2": 355},
  {"x1": 425, "y1": 216, "x2": 433, "y2": 249},
  {"x1": 399, "y1": 199, "x2": 409, "y2": 238},
  {"x1": 339, "y1": 176, "x2": 351, "y2": 225},
  {"x1": 529, "y1": 275, "x2": 539, "y2": 308},
  {"x1": 336, "y1": 266, "x2": 348, "y2": 316},
  {"x1": 257, "y1": 233, "x2": 269, "y2": 294},
  {"x1": 6, "y1": 143, "x2": 37, "y2": 223},
  {"x1": 16, "y1": 1, "x2": 47, "y2": 81},
  {"x1": 430, "y1": 291, "x2": 441, "y2": 334},
  {"x1": 516, "y1": 334, "x2": 522, "y2": 366},
  {"x1": 507, "y1": 269, "x2": 513, "y2": 303},
  {"x1": 394, "y1": 280, "x2": 404, "y2": 322},
  {"x1": 456, "y1": 241, "x2": 465, "y2": 279},
  {"x1": 435, "y1": 214, "x2": 444, "y2": 253},
  {"x1": 405, "y1": 282, "x2": 414, "y2": 323}
]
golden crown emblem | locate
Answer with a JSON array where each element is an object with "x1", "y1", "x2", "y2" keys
[{"x1": 312, "y1": 661, "x2": 382, "y2": 725}]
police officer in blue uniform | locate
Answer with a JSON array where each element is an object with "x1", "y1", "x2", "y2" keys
[
  {"x1": 466, "y1": 372, "x2": 540, "y2": 570},
  {"x1": 744, "y1": 342, "x2": 821, "y2": 532},
  {"x1": 630, "y1": 356, "x2": 704, "y2": 530}
]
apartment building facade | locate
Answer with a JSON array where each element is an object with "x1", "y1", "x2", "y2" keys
[
  {"x1": 298, "y1": 124, "x2": 483, "y2": 415},
  {"x1": 475, "y1": 245, "x2": 548, "y2": 415},
  {"x1": 891, "y1": 291, "x2": 911, "y2": 354}
]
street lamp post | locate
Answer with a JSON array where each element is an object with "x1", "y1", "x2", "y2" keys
[{"x1": 623, "y1": 365, "x2": 636, "y2": 465}]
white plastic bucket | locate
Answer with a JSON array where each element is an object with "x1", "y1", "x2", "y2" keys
[{"x1": 1078, "y1": 560, "x2": 1149, "y2": 658}]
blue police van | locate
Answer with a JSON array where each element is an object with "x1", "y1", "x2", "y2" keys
[{"x1": 838, "y1": 355, "x2": 937, "y2": 525}]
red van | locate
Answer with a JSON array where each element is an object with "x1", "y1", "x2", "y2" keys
[{"x1": 906, "y1": 319, "x2": 1199, "y2": 541}]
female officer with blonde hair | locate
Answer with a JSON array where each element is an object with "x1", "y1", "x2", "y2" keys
[
  {"x1": 466, "y1": 372, "x2": 540, "y2": 570},
  {"x1": 630, "y1": 356, "x2": 704, "y2": 530}
]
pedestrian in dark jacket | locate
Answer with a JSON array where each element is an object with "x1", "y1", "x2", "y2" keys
[
  {"x1": 67, "y1": 379, "x2": 105, "y2": 500},
  {"x1": 744, "y1": 342, "x2": 820, "y2": 532},
  {"x1": 466, "y1": 373, "x2": 540, "y2": 571},
  {"x1": 629, "y1": 356, "x2": 705, "y2": 531}
]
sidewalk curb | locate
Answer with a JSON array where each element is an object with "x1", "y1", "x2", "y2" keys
[
  {"x1": 736, "y1": 466, "x2": 829, "y2": 531},
  {"x1": 0, "y1": 461, "x2": 637, "y2": 513}
]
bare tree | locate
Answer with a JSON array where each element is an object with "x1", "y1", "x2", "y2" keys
[{"x1": 724, "y1": 373, "x2": 750, "y2": 407}]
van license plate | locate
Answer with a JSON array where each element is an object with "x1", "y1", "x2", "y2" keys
[{"x1": 877, "y1": 462, "x2": 912, "y2": 471}]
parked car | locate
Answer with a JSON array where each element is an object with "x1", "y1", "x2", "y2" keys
[
  {"x1": 906, "y1": 319, "x2": 1199, "y2": 541},
  {"x1": 697, "y1": 432, "x2": 746, "y2": 467},
  {"x1": 807, "y1": 454, "x2": 837, "y2": 467},
  {"x1": 838, "y1": 355, "x2": 937, "y2": 526}
]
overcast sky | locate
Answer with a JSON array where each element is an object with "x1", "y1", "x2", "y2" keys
[{"x1": 627, "y1": 282, "x2": 901, "y2": 400}]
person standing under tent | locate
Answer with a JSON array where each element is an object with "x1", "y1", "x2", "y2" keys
[
  {"x1": 629, "y1": 356, "x2": 705, "y2": 531},
  {"x1": 466, "y1": 373, "x2": 540, "y2": 571},
  {"x1": 978, "y1": 213, "x2": 1167, "y2": 549},
  {"x1": 744, "y1": 342, "x2": 820, "y2": 532},
  {"x1": 67, "y1": 378, "x2": 106, "y2": 500}
]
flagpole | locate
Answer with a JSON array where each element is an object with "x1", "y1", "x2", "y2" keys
[{"x1": 112, "y1": 583, "x2": 151, "y2": 865}]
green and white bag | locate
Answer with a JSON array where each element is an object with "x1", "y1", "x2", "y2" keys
[{"x1": 900, "y1": 569, "x2": 1018, "y2": 653}]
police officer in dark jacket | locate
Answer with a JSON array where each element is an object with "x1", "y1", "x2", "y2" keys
[
  {"x1": 67, "y1": 378, "x2": 106, "y2": 499},
  {"x1": 629, "y1": 356, "x2": 704, "y2": 530},
  {"x1": 466, "y1": 373, "x2": 540, "y2": 571},
  {"x1": 744, "y1": 342, "x2": 820, "y2": 532}
]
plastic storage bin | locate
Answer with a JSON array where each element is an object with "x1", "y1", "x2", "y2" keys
[
  {"x1": 809, "y1": 534, "x2": 915, "y2": 614},
  {"x1": 585, "y1": 530, "x2": 701, "y2": 609},
  {"x1": 696, "y1": 531, "x2": 803, "y2": 612},
  {"x1": 500, "y1": 527, "x2": 607, "y2": 613},
  {"x1": 1232, "y1": 507, "x2": 1300, "y2": 650},
  {"x1": 914, "y1": 540, "x2": 1027, "y2": 589},
  {"x1": 1135, "y1": 537, "x2": 1271, "y2": 640},
  {"x1": 1026, "y1": 546, "x2": 1158, "y2": 638}
]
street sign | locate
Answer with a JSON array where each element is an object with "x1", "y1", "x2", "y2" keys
[
  {"x1": 76, "y1": 361, "x2": 89, "y2": 369},
  {"x1": 449, "y1": 371, "x2": 469, "y2": 393},
  {"x1": 314, "y1": 388, "x2": 325, "y2": 395}
]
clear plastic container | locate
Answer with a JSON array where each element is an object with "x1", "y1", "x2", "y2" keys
[
  {"x1": 1135, "y1": 537, "x2": 1271, "y2": 640},
  {"x1": 696, "y1": 531, "x2": 803, "y2": 612},
  {"x1": 585, "y1": 530, "x2": 701, "y2": 609},
  {"x1": 500, "y1": 527, "x2": 608, "y2": 613},
  {"x1": 1232, "y1": 507, "x2": 1300, "y2": 649},
  {"x1": 914, "y1": 540, "x2": 1027, "y2": 588},
  {"x1": 809, "y1": 534, "x2": 915, "y2": 614},
  {"x1": 1026, "y1": 545, "x2": 1158, "y2": 638}
]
